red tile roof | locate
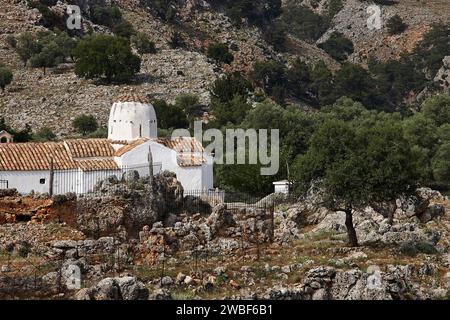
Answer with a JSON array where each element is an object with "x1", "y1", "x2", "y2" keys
[
  {"x1": 114, "y1": 138, "x2": 149, "y2": 156},
  {"x1": 154, "y1": 137, "x2": 204, "y2": 153},
  {"x1": 65, "y1": 139, "x2": 116, "y2": 158},
  {"x1": 75, "y1": 159, "x2": 119, "y2": 172},
  {"x1": 176, "y1": 154, "x2": 205, "y2": 167},
  {"x1": 0, "y1": 142, "x2": 76, "y2": 171}
]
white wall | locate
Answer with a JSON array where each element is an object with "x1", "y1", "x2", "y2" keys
[
  {"x1": 117, "y1": 141, "x2": 214, "y2": 191},
  {"x1": 0, "y1": 170, "x2": 51, "y2": 194},
  {"x1": 108, "y1": 102, "x2": 158, "y2": 141},
  {"x1": 274, "y1": 184, "x2": 289, "y2": 194},
  {"x1": 81, "y1": 169, "x2": 123, "y2": 194}
]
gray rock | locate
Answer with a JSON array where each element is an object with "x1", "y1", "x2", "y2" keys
[{"x1": 161, "y1": 276, "x2": 174, "y2": 286}]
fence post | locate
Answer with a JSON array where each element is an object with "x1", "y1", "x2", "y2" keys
[
  {"x1": 270, "y1": 205, "x2": 275, "y2": 243},
  {"x1": 160, "y1": 232, "x2": 166, "y2": 285},
  {"x1": 254, "y1": 216, "x2": 260, "y2": 261},
  {"x1": 49, "y1": 157, "x2": 54, "y2": 196},
  {"x1": 148, "y1": 146, "x2": 153, "y2": 184}
]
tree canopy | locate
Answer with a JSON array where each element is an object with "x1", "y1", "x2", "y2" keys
[{"x1": 73, "y1": 34, "x2": 141, "y2": 83}]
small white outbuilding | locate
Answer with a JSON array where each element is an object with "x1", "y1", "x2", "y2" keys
[{"x1": 273, "y1": 180, "x2": 291, "y2": 194}]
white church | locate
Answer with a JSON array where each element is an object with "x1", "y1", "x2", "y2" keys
[{"x1": 0, "y1": 94, "x2": 214, "y2": 195}]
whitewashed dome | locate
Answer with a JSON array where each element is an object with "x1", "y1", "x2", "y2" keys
[{"x1": 108, "y1": 94, "x2": 158, "y2": 141}]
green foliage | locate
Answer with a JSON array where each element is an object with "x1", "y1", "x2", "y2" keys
[
  {"x1": 73, "y1": 34, "x2": 141, "y2": 83},
  {"x1": 334, "y1": 62, "x2": 383, "y2": 111},
  {"x1": 413, "y1": 24, "x2": 450, "y2": 76},
  {"x1": 369, "y1": 57, "x2": 426, "y2": 110},
  {"x1": 0, "y1": 119, "x2": 33, "y2": 142},
  {"x1": 72, "y1": 114, "x2": 99, "y2": 136},
  {"x1": 152, "y1": 99, "x2": 188, "y2": 129},
  {"x1": 207, "y1": 42, "x2": 234, "y2": 65},
  {"x1": 399, "y1": 242, "x2": 438, "y2": 257},
  {"x1": 17, "y1": 241, "x2": 32, "y2": 258},
  {"x1": 90, "y1": 4, "x2": 122, "y2": 28},
  {"x1": 225, "y1": 0, "x2": 282, "y2": 27},
  {"x1": 131, "y1": 33, "x2": 157, "y2": 54},
  {"x1": 88, "y1": 127, "x2": 108, "y2": 138},
  {"x1": 387, "y1": 14, "x2": 407, "y2": 35},
  {"x1": 286, "y1": 59, "x2": 311, "y2": 101},
  {"x1": 432, "y1": 143, "x2": 450, "y2": 184},
  {"x1": 211, "y1": 94, "x2": 252, "y2": 127},
  {"x1": 14, "y1": 124, "x2": 34, "y2": 142},
  {"x1": 263, "y1": 20, "x2": 287, "y2": 51},
  {"x1": 169, "y1": 31, "x2": 185, "y2": 49},
  {"x1": 112, "y1": 20, "x2": 136, "y2": 39},
  {"x1": 322, "y1": 97, "x2": 369, "y2": 122},
  {"x1": 0, "y1": 118, "x2": 10, "y2": 132},
  {"x1": 15, "y1": 32, "x2": 42, "y2": 66},
  {"x1": 175, "y1": 94, "x2": 203, "y2": 121},
  {"x1": 0, "y1": 66, "x2": 13, "y2": 93},
  {"x1": 146, "y1": 0, "x2": 177, "y2": 21},
  {"x1": 293, "y1": 118, "x2": 419, "y2": 210},
  {"x1": 6, "y1": 35, "x2": 16, "y2": 48},
  {"x1": 402, "y1": 113, "x2": 438, "y2": 181},
  {"x1": 327, "y1": 0, "x2": 343, "y2": 18},
  {"x1": 210, "y1": 72, "x2": 252, "y2": 103},
  {"x1": 15, "y1": 31, "x2": 75, "y2": 72},
  {"x1": 251, "y1": 60, "x2": 287, "y2": 98},
  {"x1": 318, "y1": 32, "x2": 354, "y2": 62},
  {"x1": 280, "y1": 2, "x2": 329, "y2": 42},
  {"x1": 29, "y1": 41, "x2": 63, "y2": 74},
  {"x1": 420, "y1": 94, "x2": 450, "y2": 127},
  {"x1": 28, "y1": 1, "x2": 60, "y2": 29},
  {"x1": 34, "y1": 127, "x2": 56, "y2": 141},
  {"x1": 309, "y1": 61, "x2": 335, "y2": 106}
]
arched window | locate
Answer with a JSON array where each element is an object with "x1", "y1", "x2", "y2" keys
[
  {"x1": 0, "y1": 137, "x2": 7, "y2": 143},
  {"x1": 139, "y1": 125, "x2": 142, "y2": 138}
]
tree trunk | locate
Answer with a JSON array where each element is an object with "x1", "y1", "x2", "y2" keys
[
  {"x1": 344, "y1": 208, "x2": 358, "y2": 247},
  {"x1": 387, "y1": 209, "x2": 394, "y2": 225}
]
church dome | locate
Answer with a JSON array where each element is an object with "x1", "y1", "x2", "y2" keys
[{"x1": 108, "y1": 94, "x2": 158, "y2": 141}]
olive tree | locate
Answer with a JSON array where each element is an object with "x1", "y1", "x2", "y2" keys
[{"x1": 294, "y1": 118, "x2": 420, "y2": 246}]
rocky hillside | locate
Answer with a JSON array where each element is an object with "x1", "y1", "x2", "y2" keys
[
  {"x1": 1, "y1": 172, "x2": 449, "y2": 300},
  {"x1": 0, "y1": 0, "x2": 448, "y2": 136}
]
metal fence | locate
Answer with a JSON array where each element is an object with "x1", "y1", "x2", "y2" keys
[
  {"x1": 0, "y1": 180, "x2": 7, "y2": 189},
  {"x1": 52, "y1": 163, "x2": 163, "y2": 196}
]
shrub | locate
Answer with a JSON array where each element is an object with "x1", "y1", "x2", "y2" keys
[
  {"x1": 72, "y1": 114, "x2": 99, "y2": 136},
  {"x1": 90, "y1": 4, "x2": 122, "y2": 28},
  {"x1": 280, "y1": 3, "x2": 329, "y2": 41},
  {"x1": 210, "y1": 72, "x2": 252, "y2": 103},
  {"x1": 152, "y1": 99, "x2": 188, "y2": 129},
  {"x1": 112, "y1": 20, "x2": 136, "y2": 39},
  {"x1": 0, "y1": 67, "x2": 13, "y2": 93},
  {"x1": 399, "y1": 241, "x2": 438, "y2": 257},
  {"x1": 6, "y1": 35, "x2": 16, "y2": 48},
  {"x1": 207, "y1": 42, "x2": 234, "y2": 65},
  {"x1": 169, "y1": 31, "x2": 185, "y2": 49},
  {"x1": 148, "y1": 0, "x2": 177, "y2": 21},
  {"x1": 318, "y1": 32, "x2": 354, "y2": 62},
  {"x1": 88, "y1": 127, "x2": 108, "y2": 138},
  {"x1": 387, "y1": 14, "x2": 407, "y2": 35},
  {"x1": 15, "y1": 32, "x2": 42, "y2": 66},
  {"x1": 73, "y1": 34, "x2": 141, "y2": 83},
  {"x1": 263, "y1": 20, "x2": 287, "y2": 51},
  {"x1": 175, "y1": 94, "x2": 203, "y2": 120},
  {"x1": 34, "y1": 127, "x2": 56, "y2": 141},
  {"x1": 131, "y1": 33, "x2": 157, "y2": 54},
  {"x1": 17, "y1": 241, "x2": 32, "y2": 258},
  {"x1": 29, "y1": 41, "x2": 64, "y2": 74}
]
